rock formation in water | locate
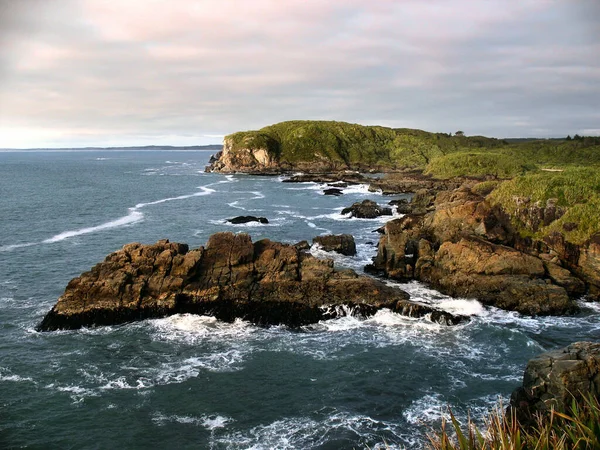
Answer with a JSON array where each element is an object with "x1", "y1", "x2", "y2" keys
[
  {"x1": 227, "y1": 216, "x2": 269, "y2": 224},
  {"x1": 510, "y1": 341, "x2": 600, "y2": 423},
  {"x1": 367, "y1": 186, "x2": 595, "y2": 315},
  {"x1": 37, "y1": 232, "x2": 466, "y2": 331},
  {"x1": 312, "y1": 234, "x2": 357, "y2": 256},
  {"x1": 341, "y1": 200, "x2": 393, "y2": 219}
]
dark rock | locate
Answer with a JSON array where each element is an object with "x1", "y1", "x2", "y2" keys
[
  {"x1": 341, "y1": 200, "x2": 393, "y2": 219},
  {"x1": 294, "y1": 240, "x2": 311, "y2": 251},
  {"x1": 389, "y1": 198, "x2": 413, "y2": 214},
  {"x1": 282, "y1": 172, "x2": 368, "y2": 184},
  {"x1": 323, "y1": 188, "x2": 343, "y2": 196},
  {"x1": 37, "y1": 233, "x2": 466, "y2": 331},
  {"x1": 509, "y1": 342, "x2": 600, "y2": 424},
  {"x1": 227, "y1": 216, "x2": 269, "y2": 224},
  {"x1": 312, "y1": 234, "x2": 357, "y2": 256},
  {"x1": 367, "y1": 171, "x2": 462, "y2": 195}
]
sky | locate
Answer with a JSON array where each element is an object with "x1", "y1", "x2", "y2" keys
[{"x1": 0, "y1": 0, "x2": 599, "y2": 148}]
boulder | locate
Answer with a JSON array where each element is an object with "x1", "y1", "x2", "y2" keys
[
  {"x1": 37, "y1": 233, "x2": 466, "y2": 331},
  {"x1": 227, "y1": 216, "x2": 269, "y2": 224},
  {"x1": 312, "y1": 234, "x2": 357, "y2": 256},
  {"x1": 510, "y1": 342, "x2": 600, "y2": 423},
  {"x1": 422, "y1": 238, "x2": 576, "y2": 315},
  {"x1": 323, "y1": 188, "x2": 343, "y2": 196},
  {"x1": 342, "y1": 200, "x2": 393, "y2": 219}
]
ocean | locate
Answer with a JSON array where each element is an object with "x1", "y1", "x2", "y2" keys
[{"x1": 1, "y1": 150, "x2": 599, "y2": 449}]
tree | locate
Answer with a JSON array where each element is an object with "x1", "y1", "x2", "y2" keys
[
  {"x1": 455, "y1": 130, "x2": 465, "y2": 137},
  {"x1": 566, "y1": 135, "x2": 572, "y2": 140}
]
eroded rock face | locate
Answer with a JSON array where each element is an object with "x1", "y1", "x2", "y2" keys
[
  {"x1": 342, "y1": 200, "x2": 392, "y2": 219},
  {"x1": 510, "y1": 342, "x2": 600, "y2": 423},
  {"x1": 312, "y1": 234, "x2": 357, "y2": 256},
  {"x1": 38, "y1": 232, "x2": 465, "y2": 331},
  {"x1": 369, "y1": 187, "x2": 582, "y2": 315},
  {"x1": 206, "y1": 138, "x2": 280, "y2": 173}
]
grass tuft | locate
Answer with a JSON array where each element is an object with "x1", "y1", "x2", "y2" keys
[{"x1": 427, "y1": 394, "x2": 600, "y2": 450}]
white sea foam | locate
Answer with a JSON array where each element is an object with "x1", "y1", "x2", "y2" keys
[
  {"x1": 212, "y1": 410, "x2": 406, "y2": 450},
  {"x1": 43, "y1": 210, "x2": 144, "y2": 243},
  {"x1": 0, "y1": 242, "x2": 38, "y2": 252},
  {"x1": 403, "y1": 394, "x2": 448, "y2": 425},
  {"x1": 152, "y1": 412, "x2": 231, "y2": 430},
  {"x1": 0, "y1": 371, "x2": 35, "y2": 384},
  {"x1": 7, "y1": 183, "x2": 218, "y2": 247},
  {"x1": 134, "y1": 186, "x2": 215, "y2": 209}
]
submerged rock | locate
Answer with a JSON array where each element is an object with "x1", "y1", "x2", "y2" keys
[
  {"x1": 37, "y1": 233, "x2": 466, "y2": 331},
  {"x1": 341, "y1": 200, "x2": 392, "y2": 219},
  {"x1": 510, "y1": 341, "x2": 600, "y2": 423},
  {"x1": 227, "y1": 216, "x2": 269, "y2": 224},
  {"x1": 323, "y1": 188, "x2": 343, "y2": 196},
  {"x1": 312, "y1": 234, "x2": 357, "y2": 256}
]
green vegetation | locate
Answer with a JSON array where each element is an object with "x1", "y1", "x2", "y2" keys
[
  {"x1": 488, "y1": 168, "x2": 600, "y2": 244},
  {"x1": 427, "y1": 394, "x2": 600, "y2": 450},
  {"x1": 225, "y1": 121, "x2": 506, "y2": 169},
  {"x1": 424, "y1": 152, "x2": 535, "y2": 179},
  {"x1": 225, "y1": 120, "x2": 600, "y2": 243},
  {"x1": 226, "y1": 120, "x2": 600, "y2": 173}
]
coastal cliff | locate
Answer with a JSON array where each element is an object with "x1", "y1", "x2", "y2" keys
[{"x1": 368, "y1": 185, "x2": 599, "y2": 315}]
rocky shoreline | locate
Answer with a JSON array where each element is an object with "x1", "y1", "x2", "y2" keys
[{"x1": 38, "y1": 159, "x2": 600, "y2": 427}]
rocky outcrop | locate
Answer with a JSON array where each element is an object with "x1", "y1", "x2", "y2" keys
[
  {"x1": 312, "y1": 234, "x2": 357, "y2": 256},
  {"x1": 368, "y1": 186, "x2": 584, "y2": 315},
  {"x1": 282, "y1": 172, "x2": 369, "y2": 184},
  {"x1": 38, "y1": 233, "x2": 466, "y2": 331},
  {"x1": 323, "y1": 188, "x2": 343, "y2": 196},
  {"x1": 206, "y1": 136, "x2": 280, "y2": 173},
  {"x1": 367, "y1": 171, "x2": 463, "y2": 195},
  {"x1": 342, "y1": 200, "x2": 393, "y2": 219},
  {"x1": 227, "y1": 216, "x2": 269, "y2": 224},
  {"x1": 510, "y1": 342, "x2": 600, "y2": 423}
]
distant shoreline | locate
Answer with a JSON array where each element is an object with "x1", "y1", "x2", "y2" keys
[{"x1": 0, "y1": 144, "x2": 223, "y2": 152}]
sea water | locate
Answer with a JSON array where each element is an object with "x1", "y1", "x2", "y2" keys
[{"x1": 0, "y1": 150, "x2": 598, "y2": 449}]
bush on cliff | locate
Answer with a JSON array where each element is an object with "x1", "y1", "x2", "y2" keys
[{"x1": 488, "y1": 167, "x2": 600, "y2": 244}]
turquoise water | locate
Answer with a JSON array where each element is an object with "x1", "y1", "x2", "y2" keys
[{"x1": 1, "y1": 150, "x2": 599, "y2": 449}]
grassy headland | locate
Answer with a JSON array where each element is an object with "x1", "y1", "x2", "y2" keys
[{"x1": 223, "y1": 120, "x2": 600, "y2": 243}]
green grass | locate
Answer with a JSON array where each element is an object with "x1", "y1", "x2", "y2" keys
[
  {"x1": 424, "y1": 152, "x2": 536, "y2": 179},
  {"x1": 427, "y1": 394, "x2": 600, "y2": 450},
  {"x1": 487, "y1": 167, "x2": 600, "y2": 244}
]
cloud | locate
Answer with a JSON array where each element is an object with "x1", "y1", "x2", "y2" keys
[{"x1": 0, "y1": 0, "x2": 598, "y2": 147}]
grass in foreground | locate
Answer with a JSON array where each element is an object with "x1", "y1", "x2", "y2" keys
[{"x1": 427, "y1": 395, "x2": 600, "y2": 450}]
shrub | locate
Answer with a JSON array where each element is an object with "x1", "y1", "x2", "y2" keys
[{"x1": 424, "y1": 152, "x2": 535, "y2": 179}]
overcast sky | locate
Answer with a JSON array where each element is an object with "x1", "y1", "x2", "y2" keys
[{"x1": 0, "y1": 0, "x2": 599, "y2": 148}]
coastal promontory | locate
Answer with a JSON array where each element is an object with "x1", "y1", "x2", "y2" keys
[{"x1": 37, "y1": 232, "x2": 464, "y2": 331}]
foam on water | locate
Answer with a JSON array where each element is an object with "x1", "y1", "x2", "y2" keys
[
  {"x1": 43, "y1": 210, "x2": 144, "y2": 243},
  {"x1": 212, "y1": 409, "x2": 407, "y2": 450},
  {"x1": 4, "y1": 183, "x2": 219, "y2": 248},
  {"x1": 152, "y1": 412, "x2": 231, "y2": 430},
  {"x1": 0, "y1": 242, "x2": 38, "y2": 252}
]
